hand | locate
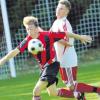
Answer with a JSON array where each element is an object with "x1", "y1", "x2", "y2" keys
[{"x1": 80, "y1": 35, "x2": 92, "y2": 44}]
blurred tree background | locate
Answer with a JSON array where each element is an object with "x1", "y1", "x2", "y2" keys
[{"x1": 0, "y1": 0, "x2": 95, "y2": 36}]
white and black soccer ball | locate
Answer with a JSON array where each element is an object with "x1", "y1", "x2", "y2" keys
[{"x1": 28, "y1": 39, "x2": 44, "y2": 54}]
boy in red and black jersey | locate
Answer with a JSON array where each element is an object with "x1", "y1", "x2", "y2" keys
[{"x1": 17, "y1": 31, "x2": 66, "y2": 91}]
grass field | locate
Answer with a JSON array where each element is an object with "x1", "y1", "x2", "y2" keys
[{"x1": 0, "y1": 60, "x2": 100, "y2": 100}]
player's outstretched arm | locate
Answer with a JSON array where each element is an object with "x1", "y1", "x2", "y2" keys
[
  {"x1": 67, "y1": 32, "x2": 92, "y2": 44},
  {"x1": 0, "y1": 48, "x2": 20, "y2": 66}
]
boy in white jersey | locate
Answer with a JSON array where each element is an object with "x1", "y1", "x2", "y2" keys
[{"x1": 51, "y1": 0, "x2": 100, "y2": 100}]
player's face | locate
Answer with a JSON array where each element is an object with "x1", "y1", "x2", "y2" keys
[
  {"x1": 56, "y1": 3, "x2": 69, "y2": 19},
  {"x1": 25, "y1": 24, "x2": 39, "y2": 36}
]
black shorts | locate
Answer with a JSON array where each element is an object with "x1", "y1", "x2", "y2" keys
[{"x1": 40, "y1": 61, "x2": 60, "y2": 87}]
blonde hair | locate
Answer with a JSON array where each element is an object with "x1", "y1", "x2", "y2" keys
[
  {"x1": 23, "y1": 16, "x2": 39, "y2": 27},
  {"x1": 59, "y1": 0, "x2": 71, "y2": 10}
]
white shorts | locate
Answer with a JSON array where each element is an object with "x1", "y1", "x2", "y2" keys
[{"x1": 60, "y1": 46, "x2": 78, "y2": 68}]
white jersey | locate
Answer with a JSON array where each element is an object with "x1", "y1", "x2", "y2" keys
[{"x1": 51, "y1": 17, "x2": 78, "y2": 68}]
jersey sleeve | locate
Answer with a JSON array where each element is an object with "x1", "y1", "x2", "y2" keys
[
  {"x1": 50, "y1": 32, "x2": 67, "y2": 42},
  {"x1": 17, "y1": 35, "x2": 32, "y2": 53}
]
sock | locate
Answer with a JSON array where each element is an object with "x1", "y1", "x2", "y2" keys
[
  {"x1": 76, "y1": 83, "x2": 100, "y2": 93},
  {"x1": 96, "y1": 87, "x2": 100, "y2": 93},
  {"x1": 57, "y1": 88, "x2": 74, "y2": 98},
  {"x1": 32, "y1": 96, "x2": 41, "y2": 100}
]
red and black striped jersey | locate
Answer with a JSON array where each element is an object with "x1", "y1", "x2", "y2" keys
[{"x1": 17, "y1": 31, "x2": 66, "y2": 69}]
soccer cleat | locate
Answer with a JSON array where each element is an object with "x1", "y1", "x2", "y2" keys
[{"x1": 77, "y1": 93, "x2": 86, "y2": 100}]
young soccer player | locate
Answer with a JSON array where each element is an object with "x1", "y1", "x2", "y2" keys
[
  {"x1": 0, "y1": 16, "x2": 92, "y2": 100},
  {"x1": 50, "y1": 0, "x2": 100, "y2": 99}
]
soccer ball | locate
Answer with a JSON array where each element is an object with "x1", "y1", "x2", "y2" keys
[{"x1": 28, "y1": 39, "x2": 44, "y2": 54}]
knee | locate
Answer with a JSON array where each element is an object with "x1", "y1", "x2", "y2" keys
[
  {"x1": 65, "y1": 82, "x2": 75, "y2": 91},
  {"x1": 66, "y1": 81, "x2": 77, "y2": 91},
  {"x1": 33, "y1": 86, "x2": 41, "y2": 96},
  {"x1": 47, "y1": 88, "x2": 58, "y2": 96},
  {"x1": 69, "y1": 85, "x2": 75, "y2": 91},
  {"x1": 48, "y1": 91, "x2": 58, "y2": 96}
]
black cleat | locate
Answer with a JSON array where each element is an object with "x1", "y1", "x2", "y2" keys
[{"x1": 77, "y1": 93, "x2": 86, "y2": 100}]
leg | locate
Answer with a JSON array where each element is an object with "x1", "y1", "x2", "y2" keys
[
  {"x1": 59, "y1": 67, "x2": 86, "y2": 100},
  {"x1": 32, "y1": 61, "x2": 60, "y2": 100},
  {"x1": 60, "y1": 67, "x2": 100, "y2": 98},
  {"x1": 42, "y1": 61, "x2": 74, "y2": 98},
  {"x1": 47, "y1": 82, "x2": 58, "y2": 96},
  {"x1": 32, "y1": 79, "x2": 48, "y2": 100},
  {"x1": 59, "y1": 67, "x2": 77, "y2": 90},
  {"x1": 47, "y1": 82, "x2": 74, "y2": 98},
  {"x1": 75, "y1": 82, "x2": 100, "y2": 93}
]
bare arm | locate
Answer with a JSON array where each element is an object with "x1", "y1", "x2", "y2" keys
[
  {"x1": 57, "y1": 32, "x2": 92, "y2": 46},
  {"x1": 67, "y1": 32, "x2": 92, "y2": 44},
  {"x1": 0, "y1": 48, "x2": 20, "y2": 66}
]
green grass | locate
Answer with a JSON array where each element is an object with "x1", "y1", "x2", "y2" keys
[{"x1": 0, "y1": 60, "x2": 100, "y2": 100}]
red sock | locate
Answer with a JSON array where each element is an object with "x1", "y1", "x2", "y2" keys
[
  {"x1": 58, "y1": 88, "x2": 74, "y2": 98},
  {"x1": 76, "y1": 83, "x2": 100, "y2": 93},
  {"x1": 97, "y1": 88, "x2": 100, "y2": 93}
]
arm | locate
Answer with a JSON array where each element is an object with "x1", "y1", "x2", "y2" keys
[
  {"x1": 67, "y1": 32, "x2": 92, "y2": 44},
  {"x1": 0, "y1": 35, "x2": 31, "y2": 66},
  {"x1": 0, "y1": 48, "x2": 20, "y2": 66},
  {"x1": 51, "y1": 31, "x2": 92, "y2": 44},
  {"x1": 58, "y1": 32, "x2": 92, "y2": 46}
]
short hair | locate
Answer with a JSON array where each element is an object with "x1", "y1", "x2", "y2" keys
[
  {"x1": 59, "y1": 0, "x2": 71, "y2": 11},
  {"x1": 23, "y1": 16, "x2": 39, "y2": 27}
]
